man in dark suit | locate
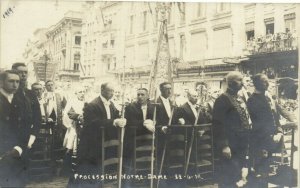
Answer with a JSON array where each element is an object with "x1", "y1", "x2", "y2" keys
[
  {"x1": 124, "y1": 88, "x2": 155, "y2": 164},
  {"x1": 247, "y1": 74, "x2": 296, "y2": 187},
  {"x1": 174, "y1": 89, "x2": 211, "y2": 125},
  {"x1": 12, "y1": 63, "x2": 41, "y2": 149},
  {"x1": 125, "y1": 88, "x2": 155, "y2": 135},
  {"x1": 0, "y1": 70, "x2": 26, "y2": 187},
  {"x1": 76, "y1": 82, "x2": 126, "y2": 186},
  {"x1": 212, "y1": 71, "x2": 252, "y2": 188},
  {"x1": 156, "y1": 82, "x2": 174, "y2": 126}
]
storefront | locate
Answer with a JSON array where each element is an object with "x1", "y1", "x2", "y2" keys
[{"x1": 240, "y1": 50, "x2": 298, "y2": 79}]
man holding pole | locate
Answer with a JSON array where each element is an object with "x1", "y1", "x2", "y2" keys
[
  {"x1": 175, "y1": 89, "x2": 210, "y2": 125},
  {"x1": 76, "y1": 82, "x2": 126, "y2": 187},
  {"x1": 124, "y1": 88, "x2": 155, "y2": 185},
  {"x1": 156, "y1": 82, "x2": 174, "y2": 126}
]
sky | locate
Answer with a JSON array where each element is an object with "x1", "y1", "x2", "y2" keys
[{"x1": 0, "y1": 0, "x2": 83, "y2": 69}]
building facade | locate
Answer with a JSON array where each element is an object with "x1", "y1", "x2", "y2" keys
[
  {"x1": 241, "y1": 3, "x2": 298, "y2": 79},
  {"x1": 46, "y1": 11, "x2": 83, "y2": 82},
  {"x1": 57, "y1": 2, "x2": 298, "y2": 90},
  {"x1": 23, "y1": 28, "x2": 50, "y2": 83},
  {"x1": 81, "y1": 2, "x2": 127, "y2": 83},
  {"x1": 23, "y1": 11, "x2": 83, "y2": 83},
  {"x1": 117, "y1": 2, "x2": 249, "y2": 90}
]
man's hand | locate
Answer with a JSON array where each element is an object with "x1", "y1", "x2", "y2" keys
[
  {"x1": 114, "y1": 118, "x2": 127, "y2": 127},
  {"x1": 161, "y1": 126, "x2": 168, "y2": 134},
  {"x1": 78, "y1": 114, "x2": 84, "y2": 124},
  {"x1": 273, "y1": 133, "x2": 283, "y2": 143},
  {"x1": 178, "y1": 118, "x2": 185, "y2": 125},
  {"x1": 47, "y1": 118, "x2": 54, "y2": 123},
  {"x1": 222, "y1": 146, "x2": 231, "y2": 159},
  {"x1": 143, "y1": 119, "x2": 155, "y2": 133},
  {"x1": 27, "y1": 135, "x2": 36, "y2": 149}
]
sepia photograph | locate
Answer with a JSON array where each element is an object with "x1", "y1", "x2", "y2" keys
[{"x1": 0, "y1": 0, "x2": 299, "y2": 187}]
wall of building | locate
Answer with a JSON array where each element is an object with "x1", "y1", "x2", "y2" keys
[
  {"x1": 46, "y1": 11, "x2": 83, "y2": 82},
  {"x1": 30, "y1": 2, "x2": 296, "y2": 88}
]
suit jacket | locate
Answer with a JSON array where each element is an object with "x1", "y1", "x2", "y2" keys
[
  {"x1": 212, "y1": 91, "x2": 249, "y2": 155},
  {"x1": 247, "y1": 93, "x2": 294, "y2": 152},
  {"x1": 124, "y1": 101, "x2": 155, "y2": 160},
  {"x1": 174, "y1": 102, "x2": 209, "y2": 125},
  {"x1": 156, "y1": 96, "x2": 175, "y2": 126},
  {"x1": 78, "y1": 96, "x2": 119, "y2": 165},
  {"x1": 0, "y1": 92, "x2": 24, "y2": 155},
  {"x1": 0, "y1": 93, "x2": 27, "y2": 187},
  {"x1": 13, "y1": 88, "x2": 41, "y2": 141},
  {"x1": 125, "y1": 101, "x2": 154, "y2": 135}
]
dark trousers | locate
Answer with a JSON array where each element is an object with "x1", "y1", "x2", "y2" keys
[{"x1": 0, "y1": 156, "x2": 27, "y2": 187}]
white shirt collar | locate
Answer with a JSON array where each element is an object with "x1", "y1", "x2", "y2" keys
[
  {"x1": 187, "y1": 101, "x2": 197, "y2": 109},
  {"x1": 0, "y1": 88, "x2": 14, "y2": 103},
  {"x1": 100, "y1": 95, "x2": 111, "y2": 105},
  {"x1": 160, "y1": 95, "x2": 169, "y2": 102}
]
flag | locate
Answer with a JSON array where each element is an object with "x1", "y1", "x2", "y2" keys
[{"x1": 148, "y1": 19, "x2": 173, "y2": 99}]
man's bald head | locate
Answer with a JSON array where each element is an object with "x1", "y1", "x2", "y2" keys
[
  {"x1": 226, "y1": 71, "x2": 243, "y2": 92},
  {"x1": 101, "y1": 82, "x2": 115, "y2": 100},
  {"x1": 187, "y1": 89, "x2": 198, "y2": 105}
]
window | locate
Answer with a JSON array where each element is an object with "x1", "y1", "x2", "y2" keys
[
  {"x1": 246, "y1": 30, "x2": 255, "y2": 41},
  {"x1": 74, "y1": 63, "x2": 79, "y2": 71},
  {"x1": 190, "y1": 32, "x2": 207, "y2": 61},
  {"x1": 155, "y1": 11, "x2": 158, "y2": 28},
  {"x1": 107, "y1": 58, "x2": 111, "y2": 70},
  {"x1": 196, "y1": 3, "x2": 205, "y2": 18},
  {"x1": 245, "y1": 22, "x2": 255, "y2": 40},
  {"x1": 266, "y1": 23, "x2": 274, "y2": 34},
  {"x1": 179, "y1": 3, "x2": 186, "y2": 24},
  {"x1": 130, "y1": 15, "x2": 134, "y2": 34},
  {"x1": 167, "y1": 4, "x2": 172, "y2": 24},
  {"x1": 168, "y1": 38, "x2": 175, "y2": 57},
  {"x1": 74, "y1": 53, "x2": 80, "y2": 71},
  {"x1": 110, "y1": 33, "x2": 115, "y2": 48},
  {"x1": 126, "y1": 46, "x2": 135, "y2": 66},
  {"x1": 179, "y1": 35, "x2": 186, "y2": 59},
  {"x1": 216, "y1": 3, "x2": 231, "y2": 13},
  {"x1": 113, "y1": 57, "x2": 116, "y2": 70},
  {"x1": 143, "y1": 11, "x2": 147, "y2": 31},
  {"x1": 265, "y1": 18, "x2": 274, "y2": 34},
  {"x1": 212, "y1": 28, "x2": 232, "y2": 58},
  {"x1": 84, "y1": 42, "x2": 87, "y2": 58},
  {"x1": 138, "y1": 42, "x2": 149, "y2": 65},
  {"x1": 284, "y1": 13, "x2": 296, "y2": 33},
  {"x1": 102, "y1": 41, "x2": 108, "y2": 48}
]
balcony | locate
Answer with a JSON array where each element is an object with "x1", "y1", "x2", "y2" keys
[
  {"x1": 245, "y1": 31, "x2": 297, "y2": 55},
  {"x1": 102, "y1": 42, "x2": 115, "y2": 55},
  {"x1": 58, "y1": 69, "x2": 80, "y2": 76}
]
